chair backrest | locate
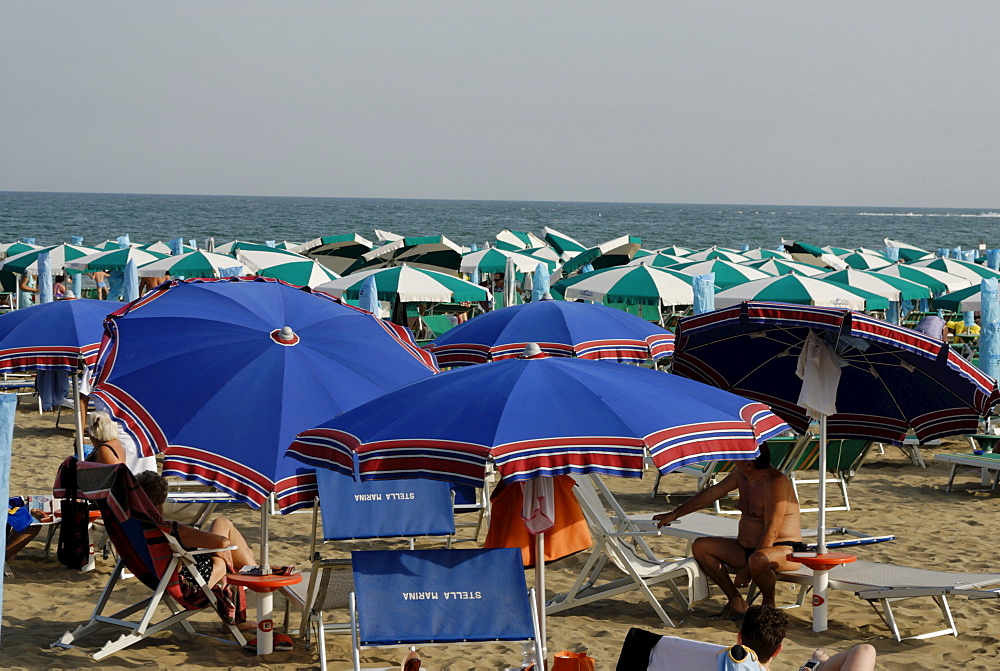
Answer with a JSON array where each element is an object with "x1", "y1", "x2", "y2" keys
[
  {"x1": 826, "y1": 439, "x2": 874, "y2": 477},
  {"x1": 421, "y1": 314, "x2": 456, "y2": 338},
  {"x1": 315, "y1": 469, "x2": 456, "y2": 541},
  {"x1": 351, "y1": 548, "x2": 538, "y2": 648},
  {"x1": 571, "y1": 474, "x2": 662, "y2": 567}
]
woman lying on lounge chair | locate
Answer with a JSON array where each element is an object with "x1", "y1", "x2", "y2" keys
[{"x1": 136, "y1": 471, "x2": 256, "y2": 591}]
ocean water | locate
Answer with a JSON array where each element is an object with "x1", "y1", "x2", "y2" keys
[{"x1": 1, "y1": 191, "x2": 999, "y2": 252}]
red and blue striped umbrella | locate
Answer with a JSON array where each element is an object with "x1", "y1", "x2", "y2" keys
[
  {"x1": 90, "y1": 277, "x2": 438, "y2": 511},
  {"x1": 430, "y1": 299, "x2": 674, "y2": 366},
  {"x1": 672, "y1": 302, "x2": 1000, "y2": 444},
  {"x1": 287, "y1": 356, "x2": 789, "y2": 487},
  {"x1": 0, "y1": 298, "x2": 110, "y2": 373}
]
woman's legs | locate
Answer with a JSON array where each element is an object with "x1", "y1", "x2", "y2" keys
[{"x1": 205, "y1": 517, "x2": 257, "y2": 588}]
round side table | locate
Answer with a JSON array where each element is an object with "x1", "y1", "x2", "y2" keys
[{"x1": 227, "y1": 572, "x2": 302, "y2": 654}]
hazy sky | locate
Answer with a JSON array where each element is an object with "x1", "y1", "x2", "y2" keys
[{"x1": 2, "y1": 1, "x2": 998, "y2": 207}]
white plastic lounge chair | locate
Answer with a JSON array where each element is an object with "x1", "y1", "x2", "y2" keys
[
  {"x1": 349, "y1": 548, "x2": 542, "y2": 671},
  {"x1": 936, "y1": 452, "x2": 1000, "y2": 492},
  {"x1": 617, "y1": 627, "x2": 727, "y2": 670},
  {"x1": 545, "y1": 474, "x2": 707, "y2": 627},
  {"x1": 767, "y1": 560, "x2": 1000, "y2": 641}
]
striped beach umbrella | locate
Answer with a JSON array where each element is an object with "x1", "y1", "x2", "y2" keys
[
  {"x1": 838, "y1": 251, "x2": 892, "y2": 271},
  {"x1": 140, "y1": 241, "x2": 197, "y2": 255},
  {"x1": 543, "y1": 227, "x2": 588, "y2": 260},
  {"x1": 876, "y1": 264, "x2": 974, "y2": 294},
  {"x1": 683, "y1": 247, "x2": 749, "y2": 263},
  {"x1": 626, "y1": 252, "x2": 690, "y2": 268},
  {"x1": 743, "y1": 258, "x2": 825, "y2": 277},
  {"x1": 884, "y1": 238, "x2": 933, "y2": 263},
  {"x1": 931, "y1": 285, "x2": 989, "y2": 313},
  {"x1": 316, "y1": 265, "x2": 490, "y2": 304},
  {"x1": 64, "y1": 247, "x2": 168, "y2": 272},
  {"x1": 817, "y1": 269, "x2": 931, "y2": 302},
  {"x1": 430, "y1": 300, "x2": 675, "y2": 366},
  {"x1": 783, "y1": 241, "x2": 849, "y2": 270},
  {"x1": 136, "y1": 250, "x2": 246, "y2": 278},
  {"x1": 460, "y1": 248, "x2": 553, "y2": 277},
  {"x1": 238, "y1": 249, "x2": 340, "y2": 288},
  {"x1": 714, "y1": 275, "x2": 888, "y2": 311},
  {"x1": 909, "y1": 258, "x2": 1000, "y2": 283},
  {"x1": 821, "y1": 245, "x2": 853, "y2": 256},
  {"x1": 1, "y1": 243, "x2": 99, "y2": 275},
  {"x1": 741, "y1": 248, "x2": 791, "y2": 261},
  {"x1": 345, "y1": 235, "x2": 465, "y2": 274},
  {"x1": 292, "y1": 234, "x2": 374, "y2": 275},
  {"x1": 669, "y1": 259, "x2": 773, "y2": 290},
  {"x1": 213, "y1": 239, "x2": 256, "y2": 255},
  {"x1": 656, "y1": 246, "x2": 694, "y2": 257},
  {"x1": 557, "y1": 235, "x2": 643, "y2": 277},
  {"x1": 495, "y1": 229, "x2": 548, "y2": 251},
  {"x1": 551, "y1": 265, "x2": 695, "y2": 308},
  {"x1": 0, "y1": 241, "x2": 41, "y2": 259}
]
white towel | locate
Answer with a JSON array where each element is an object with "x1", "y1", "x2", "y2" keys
[
  {"x1": 795, "y1": 330, "x2": 842, "y2": 419},
  {"x1": 520, "y1": 478, "x2": 555, "y2": 534}
]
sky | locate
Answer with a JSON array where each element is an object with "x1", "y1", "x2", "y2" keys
[{"x1": 2, "y1": 1, "x2": 998, "y2": 207}]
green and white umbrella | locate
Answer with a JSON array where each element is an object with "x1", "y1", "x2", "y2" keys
[
  {"x1": 741, "y1": 248, "x2": 791, "y2": 261},
  {"x1": 821, "y1": 245, "x2": 853, "y2": 256},
  {"x1": 714, "y1": 275, "x2": 887, "y2": 311},
  {"x1": 876, "y1": 264, "x2": 974, "y2": 294},
  {"x1": 237, "y1": 249, "x2": 340, "y2": 288},
  {"x1": 316, "y1": 265, "x2": 490, "y2": 304},
  {"x1": 292, "y1": 234, "x2": 374, "y2": 275},
  {"x1": 909, "y1": 257, "x2": 1000, "y2": 283},
  {"x1": 656, "y1": 246, "x2": 693, "y2": 257},
  {"x1": 136, "y1": 250, "x2": 246, "y2": 278},
  {"x1": 783, "y1": 240, "x2": 849, "y2": 270},
  {"x1": 838, "y1": 251, "x2": 892, "y2": 270},
  {"x1": 0, "y1": 241, "x2": 40, "y2": 259},
  {"x1": 557, "y1": 234, "x2": 643, "y2": 278},
  {"x1": 520, "y1": 246, "x2": 562, "y2": 264},
  {"x1": 931, "y1": 285, "x2": 987, "y2": 313},
  {"x1": 742, "y1": 258, "x2": 825, "y2": 277},
  {"x1": 140, "y1": 241, "x2": 196, "y2": 255},
  {"x1": 668, "y1": 259, "x2": 773, "y2": 289},
  {"x1": 213, "y1": 239, "x2": 256, "y2": 255},
  {"x1": 495, "y1": 229, "x2": 548, "y2": 251},
  {"x1": 683, "y1": 246, "x2": 749, "y2": 263},
  {"x1": 273, "y1": 241, "x2": 302, "y2": 251},
  {"x1": 345, "y1": 235, "x2": 465, "y2": 275},
  {"x1": 64, "y1": 247, "x2": 168, "y2": 272},
  {"x1": 460, "y1": 248, "x2": 553, "y2": 276},
  {"x1": 884, "y1": 238, "x2": 933, "y2": 263},
  {"x1": 551, "y1": 265, "x2": 694, "y2": 308},
  {"x1": 626, "y1": 252, "x2": 689, "y2": 268},
  {"x1": 542, "y1": 227, "x2": 588, "y2": 260},
  {"x1": 1, "y1": 243, "x2": 99, "y2": 275},
  {"x1": 817, "y1": 269, "x2": 931, "y2": 302},
  {"x1": 94, "y1": 240, "x2": 140, "y2": 251}
]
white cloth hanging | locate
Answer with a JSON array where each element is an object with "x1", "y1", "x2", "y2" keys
[
  {"x1": 795, "y1": 330, "x2": 843, "y2": 419},
  {"x1": 520, "y1": 478, "x2": 555, "y2": 534}
]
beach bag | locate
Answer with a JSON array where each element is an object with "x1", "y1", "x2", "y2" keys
[
  {"x1": 552, "y1": 651, "x2": 595, "y2": 671},
  {"x1": 56, "y1": 497, "x2": 91, "y2": 570}
]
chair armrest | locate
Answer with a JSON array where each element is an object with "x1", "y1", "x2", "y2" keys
[{"x1": 186, "y1": 545, "x2": 237, "y2": 556}]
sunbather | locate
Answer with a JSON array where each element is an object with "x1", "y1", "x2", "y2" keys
[
  {"x1": 135, "y1": 471, "x2": 256, "y2": 591},
  {"x1": 719, "y1": 605, "x2": 876, "y2": 670},
  {"x1": 652, "y1": 444, "x2": 804, "y2": 620}
]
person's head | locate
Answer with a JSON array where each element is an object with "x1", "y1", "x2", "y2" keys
[
  {"x1": 88, "y1": 411, "x2": 119, "y2": 443},
  {"x1": 737, "y1": 605, "x2": 788, "y2": 663},
  {"x1": 739, "y1": 442, "x2": 771, "y2": 473},
  {"x1": 136, "y1": 471, "x2": 168, "y2": 507}
]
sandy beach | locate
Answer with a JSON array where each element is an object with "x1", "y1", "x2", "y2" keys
[{"x1": 3, "y1": 404, "x2": 1000, "y2": 670}]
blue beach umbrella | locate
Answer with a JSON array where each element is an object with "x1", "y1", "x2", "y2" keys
[
  {"x1": 430, "y1": 300, "x2": 675, "y2": 366},
  {"x1": 90, "y1": 277, "x2": 439, "y2": 513}
]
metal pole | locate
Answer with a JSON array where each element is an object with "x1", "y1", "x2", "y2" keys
[
  {"x1": 535, "y1": 532, "x2": 547, "y2": 668},
  {"x1": 818, "y1": 414, "x2": 827, "y2": 554}
]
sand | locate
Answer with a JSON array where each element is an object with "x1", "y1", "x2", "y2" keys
[{"x1": 2, "y1": 404, "x2": 1000, "y2": 670}]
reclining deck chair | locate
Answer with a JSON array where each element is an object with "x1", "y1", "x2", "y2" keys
[
  {"x1": 50, "y1": 458, "x2": 247, "y2": 660},
  {"x1": 349, "y1": 548, "x2": 542, "y2": 671},
  {"x1": 285, "y1": 470, "x2": 460, "y2": 669},
  {"x1": 546, "y1": 474, "x2": 706, "y2": 627},
  {"x1": 770, "y1": 560, "x2": 1000, "y2": 641},
  {"x1": 783, "y1": 438, "x2": 874, "y2": 512},
  {"x1": 617, "y1": 627, "x2": 728, "y2": 671}
]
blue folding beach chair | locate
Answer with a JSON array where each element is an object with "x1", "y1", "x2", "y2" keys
[
  {"x1": 290, "y1": 471, "x2": 460, "y2": 668},
  {"x1": 349, "y1": 548, "x2": 542, "y2": 670}
]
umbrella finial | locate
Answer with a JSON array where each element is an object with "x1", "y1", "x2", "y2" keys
[
  {"x1": 519, "y1": 343, "x2": 545, "y2": 359},
  {"x1": 270, "y1": 326, "x2": 300, "y2": 346}
]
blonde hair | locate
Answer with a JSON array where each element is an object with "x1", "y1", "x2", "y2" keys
[{"x1": 88, "y1": 411, "x2": 119, "y2": 443}]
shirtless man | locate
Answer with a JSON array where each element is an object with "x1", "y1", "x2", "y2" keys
[
  {"x1": 139, "y1": 275, "x2": 168, "y2": 297},
  {"x1": 652, "y1": 443, "x2": 804, "y2": 619},
  {"x1": 89, "y1": 270, "x2": 109, "y2": 299}
]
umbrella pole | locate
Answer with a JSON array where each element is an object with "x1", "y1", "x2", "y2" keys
[
  {"x1": 72, "y1": 366, "x2": 84, "y2": 460},
  {"x1": 817, "y1": 415, "x2": 827, "y2": 554},
  {"x1": 251, "y1": 497, "x2": 274, "y2": 654},
  {"x1": 535, "y1": 532, "x2": 547, "y2": 668}
]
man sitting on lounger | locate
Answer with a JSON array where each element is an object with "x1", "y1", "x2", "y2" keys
[{"x1": 652, "y1": 444, "x2": 805, "y2": 620}]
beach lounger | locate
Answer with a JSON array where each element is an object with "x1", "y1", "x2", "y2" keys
[
  {"x1": 51, "y1": 458, "x2": 247, "y2": 660},
  {"x1": 284, "y1": 470, "x2": 461, "y2": 669},
  {"x1": 781, "y1": 438, "x2": 874, "y2": 513},
  {"x1": 348, "y1": 548, "x2": 542, "y2": 671},
  {"x1": 546, "y1": 474, "x2": 707, "y2": 627},
  {"x1": 936, "y1": 452, "x2": 1000, "y2": 492},
  {"x1": 767, "y1": 560, "x2": 1000, "y2": 641}
]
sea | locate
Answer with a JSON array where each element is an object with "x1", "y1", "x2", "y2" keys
[{"x1": 2, "y1": 191, "x2": 999, "y2": 253}]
